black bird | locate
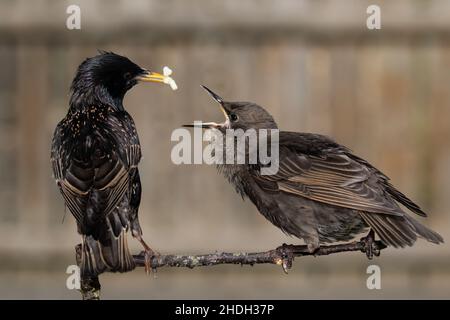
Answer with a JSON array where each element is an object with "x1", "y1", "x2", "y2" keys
[
  {"x1": 51, "y1": 52, "x2": 170, "y2": 276},
  {"x1": 185, "y1": 86, "x2": 443, "y2": 257}
]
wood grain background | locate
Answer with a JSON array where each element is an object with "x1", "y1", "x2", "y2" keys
[{"x1": 0, "y1": 0, "x2": 449, "y2": 298}]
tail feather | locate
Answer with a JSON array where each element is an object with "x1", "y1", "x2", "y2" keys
[
  {"x1": 405, "y1": 215, "x2": 444, "y2": 244},
  {"x1": 81, "y1": 235, "x2": 107, "y2": 276},
  {"x1": 360, "y1": 212, "x2": 443, "y2": 248},
  {"x1": 386, "y1": 183, "x2": 427, "y2": 217},
  {"x1": 81, "y1": 229, "x2": 135, "y2": 277},
  {"x1": 360, "y1": 213, "x2": 415, "y2": 247}
]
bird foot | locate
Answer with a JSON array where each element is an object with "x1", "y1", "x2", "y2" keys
[
  {"x1": 360, "y1": 230, "x2": 380, "y2": 260},
  {"x1": 135, "y1": 234, "x2": 159, "y2": 275},
  {"x1": 139, "y1": 248, "x2": 160, "y2": 275},
  {"x1": 275, "y1": 243, "x2": 295, "y2": 274}
]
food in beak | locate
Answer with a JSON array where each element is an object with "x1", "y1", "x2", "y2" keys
[
  {"x1": 162, "y1": 66, "x2": 178, "y2": 90},
  {"x1": 138, "y1": 66, "x2": 178, "y2": 91}
]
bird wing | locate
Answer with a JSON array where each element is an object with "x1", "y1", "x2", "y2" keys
[
  {"x1": 252, "y1": 131, "x2": 405, "y2": 216},
  {"x1": 51, "y1": 112, "x2": 142, "y2": 226},
  {"x1": 93, "y1": 112, "x2": 142, "y2": 219},
  {"x1": 51, "y1": 119, "x2": 87, "y2": 224}
]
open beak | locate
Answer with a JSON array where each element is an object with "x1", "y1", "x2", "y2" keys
[
  {"x1": 182, "y1": 122, "x2": 221, "y2": 129},
  {"x1": 201, "y1": 85, "x2": 223, "y2": 104},
  {"x1": 182, "y1": 85, "x2": 229, "y2": 129}
]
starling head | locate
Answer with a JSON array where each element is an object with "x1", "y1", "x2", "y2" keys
[
  {"x1": 184, "y1": 85, "x2": 278, "y2": 131},
  {"x1": 70, "y1": 51, "x2": 170, "y2": 109}
]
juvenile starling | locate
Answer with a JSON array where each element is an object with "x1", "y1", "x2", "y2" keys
[
  {"x1": 51, "y1": 52, "x2": 172, "y2": 276},
  {"x1": 185, "y1": 86, "x2": 443, "y2": 257}
]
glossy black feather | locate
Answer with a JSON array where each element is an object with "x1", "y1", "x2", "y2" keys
[{"x1": 51, "y1": 52, "x2": 147, "y2": 276}]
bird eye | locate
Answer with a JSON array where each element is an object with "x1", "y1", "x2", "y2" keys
[
  {"x1": 124, "y1": 72, "x2": 132, "y2": 80},
  {"x1": 230, "y1": 113, "x2": 239, "y2": 122}
]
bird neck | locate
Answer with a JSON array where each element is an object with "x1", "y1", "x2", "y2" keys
[
  {"x1": 216, "y1": 163, "x2": 248, "y2": 199},
  {"x1": 69, "y1": 85, "x2": 125, "y2": 112}
]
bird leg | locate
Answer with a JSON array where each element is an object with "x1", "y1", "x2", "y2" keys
[
  {"x1": 135, "y1": 235, "x2": 159, "y2": 275},
  {"x1": 360, "y1": 229, "x2": 380, "y2": 260}
]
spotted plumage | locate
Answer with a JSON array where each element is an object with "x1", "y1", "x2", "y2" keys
[{"x1": 51, "y1": 52, "x2": 162, "y2": 276}]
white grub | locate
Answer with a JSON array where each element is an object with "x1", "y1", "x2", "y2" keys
[{"x1": 163, "y1": 66, "x2": 178, "y2": 90}]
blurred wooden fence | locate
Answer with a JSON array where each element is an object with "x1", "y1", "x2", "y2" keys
[{"x1": 0, "y1": 0, "x2": 449, "y2": 260}]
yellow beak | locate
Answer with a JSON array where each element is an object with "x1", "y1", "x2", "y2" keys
[{"x1": 136, "y1": 71, "x2": 167, "y2": 84}]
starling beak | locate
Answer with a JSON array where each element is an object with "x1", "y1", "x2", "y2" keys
[
  {"x1": 137, "y1": 70, "x2": 172, "y2": 85},
  {"x1": 182, "y1": 85, "x2": 231, "y2": 129},
  {"x1": 201, "y1": 85, "x2": 224, "y2": 104},
  {"x1": 182, "y1": 122, "x2": 222, "y2": 129},
  {"x1": 51, "y1": 51, "x2": 161, "y2": 276},
  {"x1": 184, "y1": 87, "x2": 443, "y2": 254}
]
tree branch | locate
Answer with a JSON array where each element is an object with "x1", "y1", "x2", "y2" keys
[{"x1": 76, "y1": 239, "x2": 386, "y2": 300}]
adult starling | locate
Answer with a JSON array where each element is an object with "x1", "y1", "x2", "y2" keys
[
  {"x1": 51, "y1": 52, "x2": 170, "y2": 276},
  {"x1": 185, "y1": 86, "x2": 443, "y2": 257}
]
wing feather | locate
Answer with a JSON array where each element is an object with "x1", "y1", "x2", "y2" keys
[
  {"x1": 253, "y1": 132, "x2": 405, "y2": 216},
  {"x1": 51, "y1": 111, "x2": 142, "y2": 227}
]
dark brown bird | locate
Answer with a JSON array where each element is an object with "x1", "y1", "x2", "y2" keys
[
  {"x1": 51, "y1": 52, "x2": 170, "y2": 276},
  {"x1": 185, "y1": 86, "x2": 443, "y2": 257}
]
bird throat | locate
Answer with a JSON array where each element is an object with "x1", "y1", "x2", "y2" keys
[
  {"x1": 69, "y1": 85, "x2": 125, "y2": 112},
  {"x1": 216, "y1": 162, "x2": 248, "y2": 199}
]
